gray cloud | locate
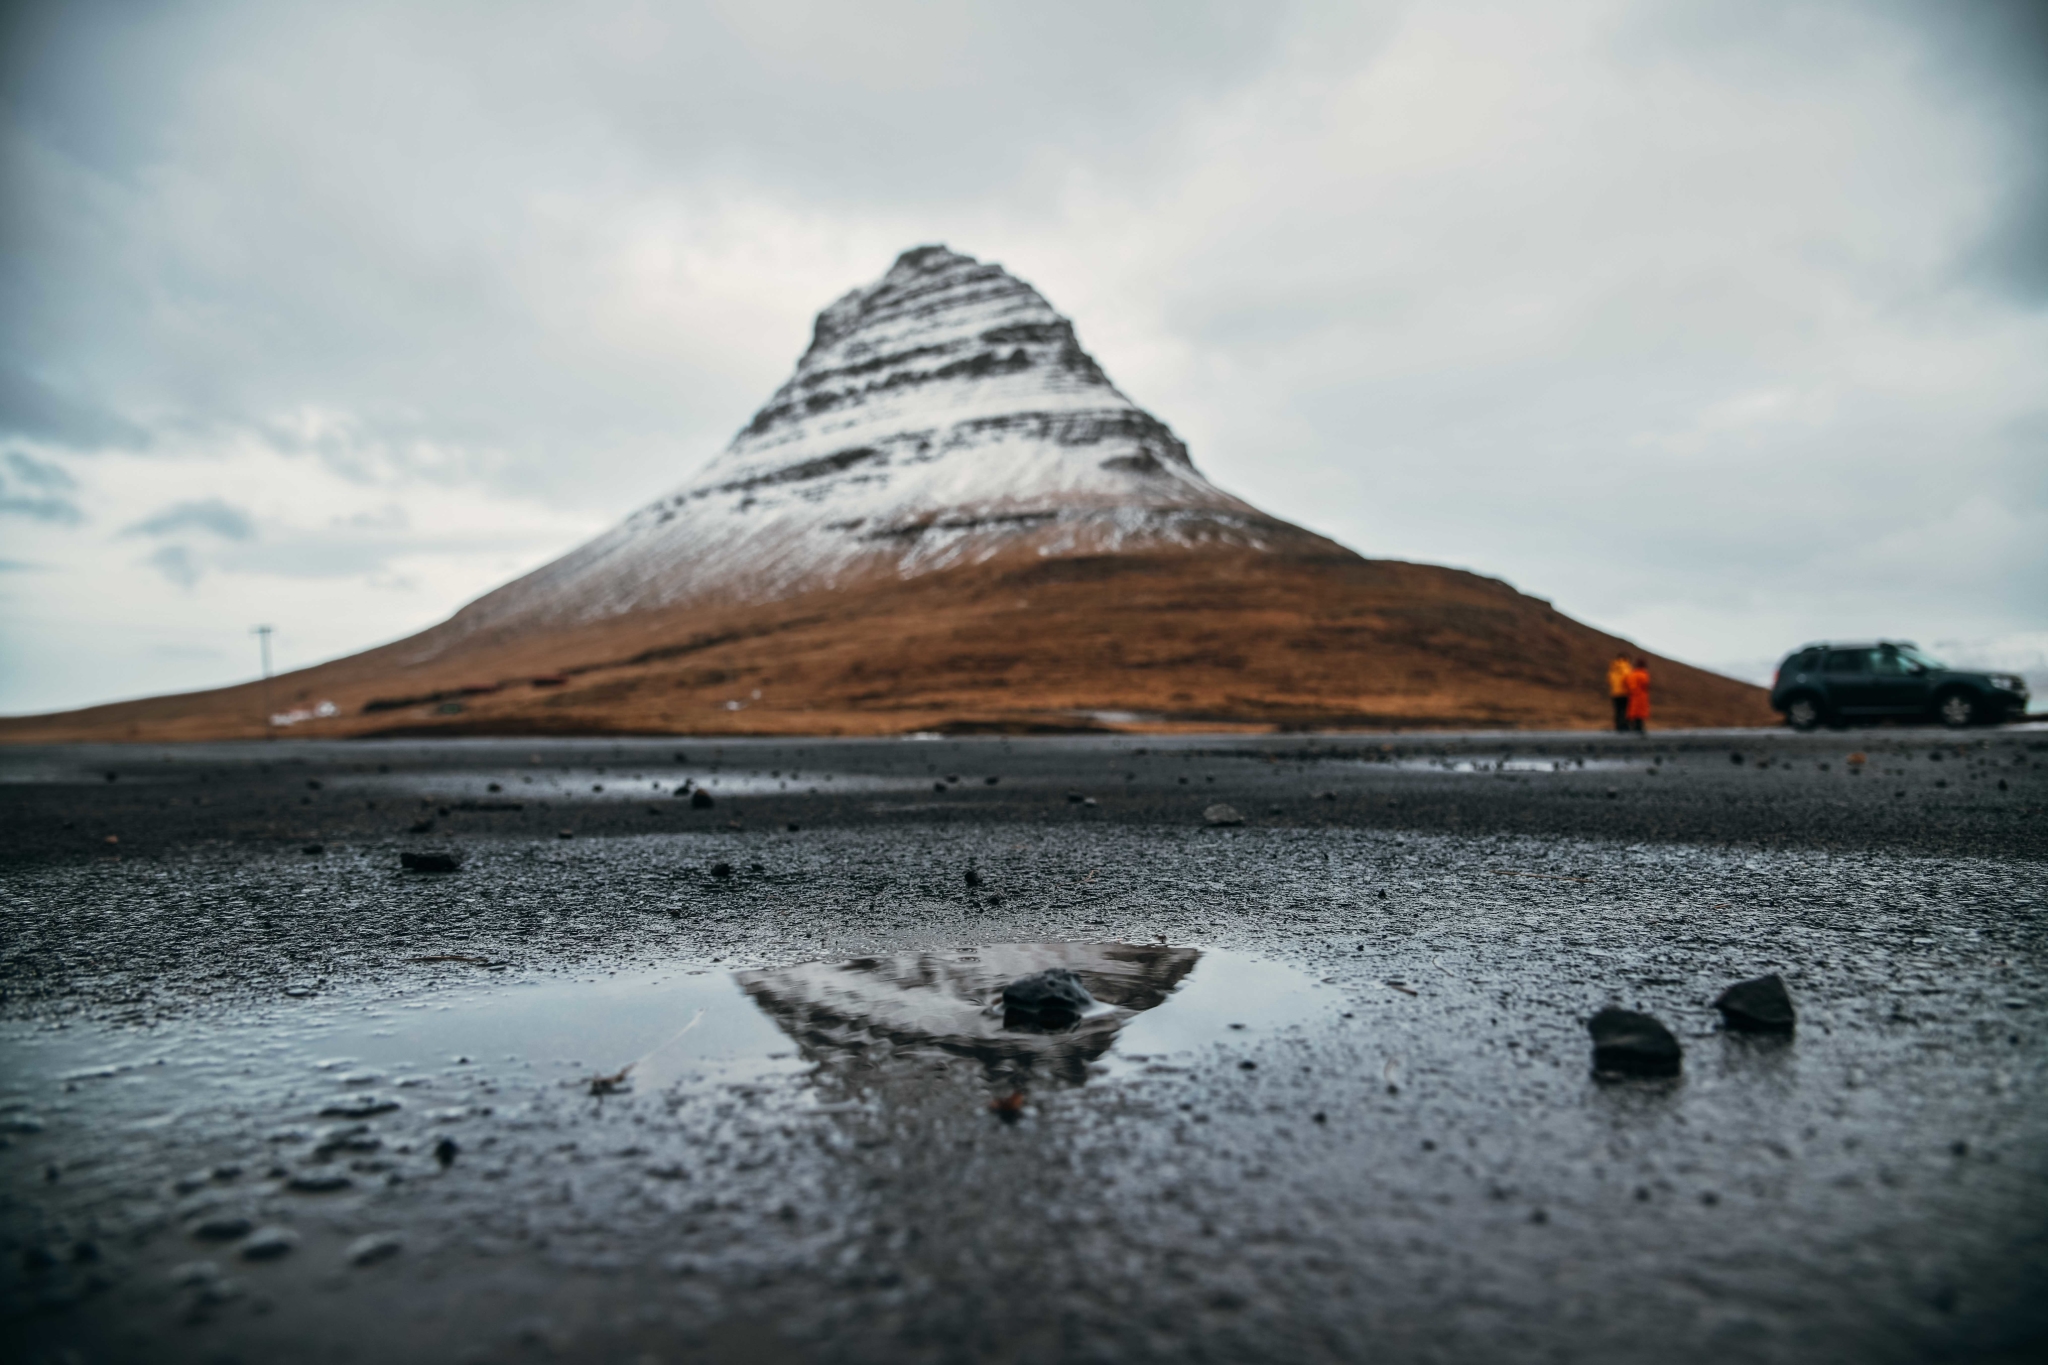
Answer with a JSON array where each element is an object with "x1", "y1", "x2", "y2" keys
[
  {"x1": 0, "y1": 367, "x2": 151, "y2": 450},
  {"x1": 0, "y1": 449, "x2": 81, "y2": 522},
  {"x1": 143, "y1": 544, "x2": 200, "y2": 588},
  {"x1": 5, "y1": 449, "x2": 74, "y2": 488},
  {"x1": 123, "y1": 498, "x2": 256, "y2": 541}
]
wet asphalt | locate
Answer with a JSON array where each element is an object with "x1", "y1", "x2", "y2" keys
[{"x1": 2, "y1": 727, "x2": 2045, "y2": 1364}]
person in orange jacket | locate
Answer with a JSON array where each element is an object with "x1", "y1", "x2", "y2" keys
[
  {"x1": 1607, "y1": 653, "x2": 1633, "y2": 732},
  {"x1": 1625, "y1": 657, "x2": 1651, "y2": 733}
]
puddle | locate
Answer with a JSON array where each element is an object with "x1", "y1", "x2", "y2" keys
[
  {"x1": 1, "y1": 945, "x2": 1329, "y2": 1133},
  {"x1": 1389, "y1": 756, "x2": 1626, "y2": 774},
  {"x1": 314, "y1": 766, "x2": 964, "y2": 806}
]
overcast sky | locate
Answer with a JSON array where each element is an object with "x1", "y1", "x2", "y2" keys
[{"x1": 3, "y1": 0, "x2": 2044, "y2": 714}]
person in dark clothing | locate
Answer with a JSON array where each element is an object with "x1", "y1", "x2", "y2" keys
[{"x1": 1608, "y1": 653, "x2": 1633, "y2": 732}]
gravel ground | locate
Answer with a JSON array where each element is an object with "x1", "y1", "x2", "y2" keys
[{"x1": 1, "y1": 728, "x2": 2044, "y2": 1364}]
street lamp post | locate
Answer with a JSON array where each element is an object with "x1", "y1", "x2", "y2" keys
[{"x1": 253, "y1": 625, "x2": 274, "y2": 739}]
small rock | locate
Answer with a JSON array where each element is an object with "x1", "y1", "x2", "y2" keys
[
  {"x1": 302, "y1": 844, "x2": 325, "y2": 855},
  {"x1": 344, "y1": 1232, "x2": 403, "y2": 1266},
  {"x1": 1588, "y1": 1007, "x2": 1682, "y2": 1078},
  {"x1": 1713, "y1": 974, "x2": 1796, "y2": 1034},
  {"x1": 286, "y1": 1171, "x2": 352, "y2": 1193},
  {"x1": 710, "y1": 861, "x2": 733, "y2": 880},
  {"x1": 408, "y1": 819, "x2": 435, "y2": 834},
  {"x1": 786, "y1": 822, "x2": 801, "y2": 832},
  {"x1": 1001, "y1": 969, "x2": 1095, "y2": 1031},
  {"x1": 240, "y1": 1227, "x2": 299, "y2": 1260},
  {"x1": 320, "y1": 1095, "x2": 399, "y2": 1118},
  {"x1": 690, "y1": 788, "x2": 716, "y2": 808},
  {"x1": 433, "y1": 1137, "x2": 459, "y2": 1168},
  {"x1": 984, "y1": 775, "x2": 1000, "y2": 785},
  {"x1": 191, "y1": 1215, "x2": 253, "y2": 1242},
  {"x1": 964, "y1": 867, "x2": 982, "y2": 887},
  {"x1": 399, "y1": 851, "x2": 461, "y2": 874},
  {"x1": 1203, "y1": 803, "x2": 1245, "y2": 827},
  {"x1": 557, "y1": 829, "x2": 574, "y2": 838},
  {"x1": 1066, "y1": 792, "x2": 1086, "y2": 804},
  {"x1": 1605, "y1": 788, "x2": 1618, "y2": 800},
  {"x1": 934, "y1": 781, "x2": 948, "y2": 793}
]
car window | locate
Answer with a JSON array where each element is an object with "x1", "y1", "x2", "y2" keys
[
  {"x1": 1870, "y1": 649, "x2": 1911, "y2": 676},
  {"x1": 1821, "y1": 650, "x2": 1869, "y2": 673}
]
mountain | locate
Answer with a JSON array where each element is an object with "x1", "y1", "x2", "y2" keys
[
  {"x1": 0, "y1": 246, "x2": 1772, "y2": 742},
  {"x1": 430, "y1": 244, "x2": 1318, "y2": 651}
]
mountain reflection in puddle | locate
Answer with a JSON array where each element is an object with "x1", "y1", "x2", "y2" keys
[{"x1": 737, "y1": 943, "x2": 1200, "y2": 1089}]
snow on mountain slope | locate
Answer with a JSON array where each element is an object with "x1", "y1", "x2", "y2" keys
[{"x1": 437, "y1": 246, "x2": 1321, "y2": 644}]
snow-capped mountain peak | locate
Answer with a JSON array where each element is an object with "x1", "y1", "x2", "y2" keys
[{"x1": 443, "y1": 245, "x2": 1305, "y2": 640}]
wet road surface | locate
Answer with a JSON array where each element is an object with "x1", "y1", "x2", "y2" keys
[{"x1": 2, "y1": 729, "x2": 2045, "y2": 1363}]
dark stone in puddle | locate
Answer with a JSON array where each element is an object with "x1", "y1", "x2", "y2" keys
[
  {"x1": 286, "y1": 1172, "x2": 352, "y2": 1193},
  {"x1": 408, "y1": 819, "x2": 435, "y2": 835},
  {"x1": 434, "y1": 1137, "x2": 459, "y2": 1168},
  {"x1": 691, "y1": 788, "x2": 716, "y2": 808},
  {"x1": 1588, "y1": 1007, "x2": 1682, "y2": 1078},
  {"x1": 1714, "y1": 974, "x2": 1796, "y2": 1033},
  {"x1": 964, "y1": 867, "x2": 982, "y2": 887},
  {"x1": 192, "y1": 1215, "x2": 253, "y2": 1242},
  {"x1": 1203, "y1": 804, "x2": 1244, "y2": 827},
  {"x1": 240, "y1": 1227, "x2": 298, "y2": 1260},
  {"x1": 711, "y1": 861, "x2": 734, "y2": 879},
  {"x1": 320, "y1": 1096, "x2": 399, "y2": 1118},
  {"x1": 302, "y1": 844, "x2": 324, "y2": 856},
  {"x1": 400, "y1": 851, "x2": 461, "y2": 874},
  {"x1": 1001, "y1": 968, "x2": 1095, "y2": 1031}
]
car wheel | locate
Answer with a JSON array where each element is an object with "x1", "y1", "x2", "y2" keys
[
  {"x1": 1784, "y1": 695, "x2": 1824, "y2": 732},
  {"x1": 1936, "y1": 690, "x2": 1977, "y2": 729}
]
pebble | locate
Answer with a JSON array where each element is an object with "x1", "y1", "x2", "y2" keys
[
  {"x1": 1713, "y1": 974, "x2": 1797, "y2": 1034},
  {"x1": 399, "y1": 851, "x2": 461, "y2": 874},
  {"x1": 240, "y1": 1227, "x2": 299, "y2": 1260},
  {"x1": 434, "y1": 1137, "x2": 459, "y2": 1168},
  {"x1": 191, "y1": 1215, "x2": 253, "y2": 1241},
  {"x1": 691, "y1": 788, "x2": 716, "y2": 808},
  {"x1": 320, "y1": 1096, "x2": 400, "y2": 1119},
  {"x1": 345, "y1": 1232, "x2": 404, "y2": 1266},
  {"x1": 1588, "y1": 1007, "x2": 1682, "y2": 1078},
  {"x1": 1203, "y1": 804, "x2": 1245, "y2": 827},
  {"x1": 286, "y1": 1171, "x2": 353, "y2": 1193}
]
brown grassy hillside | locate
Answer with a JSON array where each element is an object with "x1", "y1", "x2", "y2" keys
[{"x1": 0, "y1": 547, "x2": 1772, "y2": 742}]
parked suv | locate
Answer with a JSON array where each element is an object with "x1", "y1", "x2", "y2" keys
[{"x1": 1771, "y1": 641, "x2": 2029, "y2": 730}]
